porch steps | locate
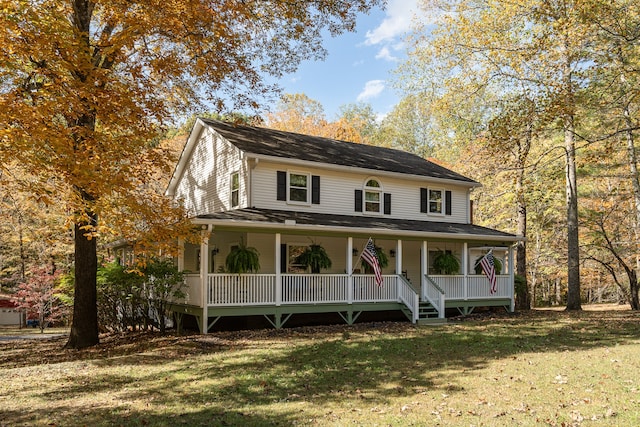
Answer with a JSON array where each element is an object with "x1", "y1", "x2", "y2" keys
[{"x1": 402, "y1": 301, "x2": 447, "y2": 325}]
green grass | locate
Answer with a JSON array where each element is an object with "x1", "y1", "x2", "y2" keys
[{"x1": 1, "y1": 308, "x2": 639, "y2": 426}]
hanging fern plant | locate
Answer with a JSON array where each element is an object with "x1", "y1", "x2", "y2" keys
[
  {"x1": 225, "y1": 240, "x2": 260, "y2": 274},
  {"x1": 295, "y1": 243, "x2": 332, "y2": 274},
  {"x1": 432, "y1": 251, "x2": 460, "y2": 275}
]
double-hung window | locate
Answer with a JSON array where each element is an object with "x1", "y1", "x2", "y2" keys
[
  {"x1": 364, "y1": 179, "x2": 381, "y2": 213},
  {"x1": 230, "y1": 172, "x2": 239, "y2": 207},
  {"x1": 429, "y1": 189, "x2": 443, "y2": 214},
  {"x1": 421, "y1": 187, "x2": 451, "y2": 215},
  {"x1": 289, "y1": 172, "x2": 309, "y2": 203},
  {"x1": 277, "y1": 171, "x2": 320, "y2": 205}
]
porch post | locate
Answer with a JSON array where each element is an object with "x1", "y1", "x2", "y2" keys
[
  {"x1": 509, "y1": 245, "x2": 515, "y2": 312},
  {"x1": 347, "y1": 237, "x2": 353, "y2": 304},
  {"x1": 463, "y1": 242, "x2": 468, "y2": 300},
  {"x1": 395, "y1": 240, "x2": 403, "y2": 275},
  {"x1": 200, "y1": 226, "x2": 211, "y2": 334},
  {"x1": 177, "y1": 237, "x2": 184, "y2": 272},
  {"x1": 421, "y1": 240, "x2": 428, "y2": 301},
  {"x1": 275, "y1": 233, "x2": 282, "y2": 306}
]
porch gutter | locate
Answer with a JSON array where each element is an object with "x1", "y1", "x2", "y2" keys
[{"x1": 191, "y1": 217, "x2": 524, "y2": 242}]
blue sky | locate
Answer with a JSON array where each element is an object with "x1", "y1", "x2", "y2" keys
[{"x1": 269, "y1": 0, "x2": 424, "y2": 120}]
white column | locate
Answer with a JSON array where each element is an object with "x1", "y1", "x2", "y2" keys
[
  {"x1": 275, "y1": 233, "x2": 282, "y2": 306},
  {"x1": 395, "y1": 239, "x2": 403, "y2": 275},
  {"x1": 200, "y1": 226, "x2": 210, "y2": 334},
  {"x1": 347, "y1": 237, "x2": 353, "y2": 304},
  {"x1": 421, "y1": 240, "x2": 428, "y2": 300},
  {"x1": 463, "y1": 242, "x2": 468, "y2": 300},
  {"x1": 177, "y1": 237, "x2": 184, "y2": 272}
]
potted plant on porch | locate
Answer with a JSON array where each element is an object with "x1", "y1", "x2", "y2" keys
[
  {"x1": 295, "y1": 243, "x2": 332, "y2": 274},
  {"x1": 432, "y1": 251, "x2": 460, "y2": 275},
  {"x1": 225, "y1": 240, "x2": 260, "y2": 274}
]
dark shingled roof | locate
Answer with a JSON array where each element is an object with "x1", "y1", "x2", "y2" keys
[
  {"x1": 201, "y1": 119, "x2": 478, "y2": 184},
  {"x1": 197, "y1": 208, "x2": 518, "y2": 240}
]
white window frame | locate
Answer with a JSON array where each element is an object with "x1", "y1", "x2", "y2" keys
[
  {"x1": 287, "y1": 171, "x2": 310, "y2": 205},
  {"x1": 230, "y1": 171, "x2": 239, "y2": 208},
  {"x1": 428, "y1": 188, "x2": 444, "y2": 215},
  {"x1": 364, "y1": 177, "x2": 382, "y2": 214}
]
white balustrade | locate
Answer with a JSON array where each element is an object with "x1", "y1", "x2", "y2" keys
[
  {"x1": 207, "y1": 274, "x2": 276, "y2": 306},
  {"x1": 352, "y1": 275, "x2": 397, "y2": 302},
  {"x1": 183, "y1": 274, "x2": 202, "y2": 306},
  {"x1": 281, "y1": 274, "x2": 348, "y2": 304}
]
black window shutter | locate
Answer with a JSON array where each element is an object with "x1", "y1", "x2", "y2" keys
[
  {"x1": 420, "y1": 188, "x2": 428, "y2": 213},
  {"x1": 354, "y1": 189, "x2": 363, "y2": 212},
  {"x1": 311, "y1": 175, "x2": 320, "y2": 204},
  {"x1": 445, "y1": 190, "x2": 452, "y2": 215},
  {"x1": 384, "y1": 193, "x2": 391, "y2": 215},
  {"x1": 277, "y1": 171, "x2": 286, "y2": 201},
  {"x1": 280, "y1": 244, "x2": 287, "y2": 273}
]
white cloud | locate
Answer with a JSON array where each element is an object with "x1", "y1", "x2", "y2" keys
[
  {"x1": 357, "y1": 80, "x2": 385, "y2": 101},
  {"x1": 365, "y1": 0, "x2": 420, "y2": 46},
  {"x1": 375, "y1": 46, "x2": 399, "y2": 62}
]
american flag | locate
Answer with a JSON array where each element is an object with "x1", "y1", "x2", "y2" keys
[
  {"x1": 480, "y1": 250, "x2": 497, "y2": 294},
  {"x1": 361, "y1": 238, "x2": 383, "y2": 287}
]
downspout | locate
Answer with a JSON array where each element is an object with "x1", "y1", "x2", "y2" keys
[{"x1": 249, "y1": 157, "x2": 259, "y2": 208}]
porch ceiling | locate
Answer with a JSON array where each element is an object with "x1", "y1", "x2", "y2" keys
[{"x1": 194, "y1": 208, "x2": 522, "y2": 242}]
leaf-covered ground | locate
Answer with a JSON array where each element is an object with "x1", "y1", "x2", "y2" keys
[{"x1": 1, "y1": 306, "x2": 639, "y2": 426}]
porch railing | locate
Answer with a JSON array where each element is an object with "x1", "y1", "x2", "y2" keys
[
  {"x1": 282, "y1": 274, "x2": 347, "y2": 303},
  {"x1": 208, "y1": 274, "x2": 276, "y2": 306},
  {"x1": 397, "y1": 275, "x2": 419, "y2": 322},
  {"x1": 428, "y1": 274, "x2": 511, "y2": 299},
  {"x1": 204, "y1": 273, "x2": 413, "y2": 308},
  {"x1": 191, "y1": 273, "x2": 511, "y2": 313},
  {"x1": 183, "y1": 274, "x2": 202, "y2": 306},
  {"x1": 422, "y1": 274, "x2": 445, "y2": 319}
]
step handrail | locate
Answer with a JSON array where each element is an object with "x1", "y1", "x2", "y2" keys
[
  {"x1": 423, "y1": 274, "x2": 446, "y2": 319},
  {"x1": 397, "y1": 274, "x2": 419, "y2": 323}
]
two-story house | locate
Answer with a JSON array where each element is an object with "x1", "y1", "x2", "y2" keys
[{"x1": 164, "y1": 118, "x2": 521, "y2": 333}]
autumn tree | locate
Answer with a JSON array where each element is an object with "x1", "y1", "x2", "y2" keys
[
  {"x1": 17, "y1": 265, "x2": 68, "y2": 332},
  {"x1": 376, "y1": 93, "x2": 439, "y2": 157},
  {"x1": 398, "y1": 0, "x2": 608, "y2": 310},
  {"x1": 266, "y1": 93, "x2": 379, "y2": 143},
  {"x1": 0, "y1": 0, "x2": 382, "y2": 348}
]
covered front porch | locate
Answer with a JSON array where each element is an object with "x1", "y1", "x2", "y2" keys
[{"x1": 171, "y1": 211, "x2": 519, "y2": 332}]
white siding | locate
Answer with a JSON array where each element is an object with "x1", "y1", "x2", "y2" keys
[
  {"x1": 174, "y1": 129, "x2": 247, "y2": 216},
  {"x1": 252, "y1": 160, "x2": 470, "y2": 223}
]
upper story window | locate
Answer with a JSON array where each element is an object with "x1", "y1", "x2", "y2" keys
[
  {"x1": 364, "y1": 179, "x2": 382, "y2": 213},
  {"x1": 230, "y1": 172, "x2": 239, "y2": 207},
  {"x1": 421, "y1": 187, "x2": 452, "y2": 216},
  {"x1": 289, "y1": 172, "x2": 309, "y2": 203},
  {"x1": 355, "y1": 178, "x2": 391, "y2": 215},
  {"x1": 277, "y1": 171, "x2": 320, "y2": 205},
  {"x1": 429, "y1": 189, "x2": 443, "y2": 214}
]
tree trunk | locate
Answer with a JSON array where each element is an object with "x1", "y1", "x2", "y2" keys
[
  {"x1": 623, "y1": 103, "x2": 640, "y2": 309},
  {"x1": 563, "y1": 48, "x2": 582, "y2": 310},
  {"x1": 515, "y1": 146, "x2": 530, "y2": 310},
  {"x1": 66, "y1": 214, "x2": 99, "y2": 348}
]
